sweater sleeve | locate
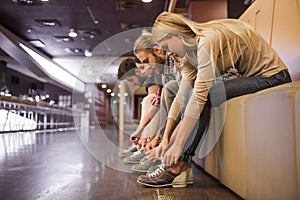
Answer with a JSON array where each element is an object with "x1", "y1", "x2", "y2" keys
[
  {"x1": 184, "y1": 37, "x2": 216, "y2": 119},
  {"x1": 167, "y1": 59, "x2": 197, "y2": 120}
]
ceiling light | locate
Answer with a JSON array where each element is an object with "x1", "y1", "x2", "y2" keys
[
  {"x1": 73, "y1": 48, "x2": 82, "y2": 53},
  {"x1": 12, "y1": 0, "x2": 42, "y2": 5},
  {"x1": 106, "y1": 89, "x2": 111, "y2": 93},
  {"x1": 141, "y1": 0, "x2": 152, "y2": 3},
  {"x1": 53, "y1": 36, "x2": 74, "y2": 42},
  {"x1": 19, "y1": 43, "x2": 85, "y2": 93},
  {"x1": 28, "y1": 39, "x2": 45, "y2": 48},
  {"x1": 35, "y1": 19, "x2": 60, "y2": 27},
  {"x1": 65, "y1": 48, "x2": 83, "y2": 53},
  {"x1": 68, "y1": 28, "x2": 78, "y2": 38},
  {"x1": 101, "y1": 84, "x2": 107, "y2": 89},
  {"x1": 84, "y1": 49, "x2": 93, "y2": 57},
  {"x1": 87, "y1": 6, "x2": 99, "y2": 24},
  {"x1": 64, "y1": 48, "x2": 83, "y2": 53}
]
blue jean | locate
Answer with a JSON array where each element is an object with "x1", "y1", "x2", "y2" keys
[{"x1": 180, "y1": 69, "x2": 292, "y2": 162}]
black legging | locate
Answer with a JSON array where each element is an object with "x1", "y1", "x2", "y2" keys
[{"x1": 180, "y1": 70, "x2": 292, "y2": 162}]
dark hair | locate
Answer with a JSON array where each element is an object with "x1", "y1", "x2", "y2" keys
[{"x1": 117, "y1": 58, "x2": 136, "y2": 80}]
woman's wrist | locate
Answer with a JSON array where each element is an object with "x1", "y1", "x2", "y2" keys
[
  {"x1": 173, "y1": 138, "x2": 185, "y2": 149},
  {"x1": 136, "y1": 126, "x2": 144, "y2": 134},
  {"x1": 161, "y1": 137, "x2": 169, "y2": 146}
]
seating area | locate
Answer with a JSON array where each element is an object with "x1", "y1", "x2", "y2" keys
[
  {"x1": 193, "y1": 81, "x2": 300, "y2": 199},
  {"x1": 191, "y1": 0, "x2": 300, "y2": 198}
]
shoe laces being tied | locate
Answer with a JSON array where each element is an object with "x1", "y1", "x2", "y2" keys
[
  {"x1": 132, "y1": 144, "x2": 144, "y2": 155},
  {"x1": 147, "y1": 163, "x2": 167, "y2": 177},
  {"x1": 138, "y1": 156, "x2": 150, "y2": 167},
  {"x1": 132, "y1": 146, "x2": 144, "y2": 156},
  {"x1": 140, "y1": 155, "x2": 149, "y2": 163}
]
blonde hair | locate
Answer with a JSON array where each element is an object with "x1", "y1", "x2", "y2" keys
[
  {"x1": 152, "y1": 11, "x2": 257, "y2": 70},
  {"x1": 133, "y1": 33, "x2": 156, "y2": 55}
]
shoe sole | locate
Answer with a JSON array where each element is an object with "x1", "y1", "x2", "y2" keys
[
  {"x1": 186, "y1": 168, "x2": 194, "y2": 184},
  {"x1": 118, "y1": 147, "x2": 138, "y2": 158},
  {"x1": 131, "y1": 168, "x2": 148, "y2": 173},
  {"x1": 131, "y1": 162, "x2": 161, "y2": 173},
  {"x1": 123, "y1": 160, "x2": 141, "y2": 164},
  {"x1": 146, "y1": 167, "x2": 194, "y2": 185},
  {"x1": 119, "y1": 153, "x2": 132, "y2": 158},
  {"x1": 137, "y1": 179, "x2": 187, "y2": 188},
  {"x1": 137, "y1": 171, "x2": 187, "y2": 188}
]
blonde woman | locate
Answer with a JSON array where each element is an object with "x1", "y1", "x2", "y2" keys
[{"x1": 137, "y1": 11, "x2": 292, "y2": 188}]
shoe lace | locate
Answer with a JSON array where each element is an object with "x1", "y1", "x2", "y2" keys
[
  {"x1": 148, "y1": 163, "x2": 166, "y2": 177},
  {"x1": 132, "y1": 149, "x2": 142, "y2": 156},
  {"x1": 139, "y1": 155, "x2": 149, "y2": 164}
]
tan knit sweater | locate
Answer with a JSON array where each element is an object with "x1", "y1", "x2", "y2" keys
[{"x1": 168, "y1": 29, "x2": 288, "y2": 120}]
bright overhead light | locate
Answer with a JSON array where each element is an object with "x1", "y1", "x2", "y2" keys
[
  {"x1": 28, "y1": 39, "x2": 45, "y2": 48},
  {"x1": 84, "y1": 49, "x2": 93, "y2": 57},
  {"x1": 68, "y1": 28, "x2": 78, "y2": 38},
  {"x1": 141, "y1": 0, "x2": 152, "y2": 3},
  {"x1": 101, "y1": 84, "x2": 107, "y2": 89},
  {"x1": 19, "y1": 43, "x2": 85, "y2": 93}
]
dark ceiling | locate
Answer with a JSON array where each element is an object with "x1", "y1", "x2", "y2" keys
[
  {"x1": 0, "y1": 0, "x2": 249, "y2": 59},
  {"x1": 0, "y1": 0, "x2": 250, "y2": 90}
]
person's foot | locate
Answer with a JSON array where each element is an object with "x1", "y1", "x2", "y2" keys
[
  {"x1": 123, "y1": 150, "x2": 146, "y2": 164},
  {"x1": 137, "y1": 164, "x2": 187, "y2": 188},
  {"x1": 118, "y1": 145, "x2": 138, "y2": 158},
  {"x1": 147, "y1": 163, "x2": 194, "y2": 184},
  {"x1": 131, "y1": 156, "x2": 161, "y2": 173}
]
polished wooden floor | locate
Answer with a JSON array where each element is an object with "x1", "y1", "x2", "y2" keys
[{"x1": 0, "y1": 126, "x2": 243, "y2": 200}]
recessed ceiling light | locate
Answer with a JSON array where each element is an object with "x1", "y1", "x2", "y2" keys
[
  {"x1": 12, "y1": 0, "x2": 42, "y2": 5},
  {"x1": 35, "y1": 19, "x2": 60, "y2": 27},
  {"x1": 73, "y1": 48, "x2": 82, "y2": 53},
  {"x1": 28, "y1": 39, "x2": 45, "y2": 48},
  {"x1": 68, "y1": 28, "x2": 78, "y2": 38},
  {"x1": 86, "y1": 6, "x2": 99, "y2": 24},
  {"x1": 84, "y1": 50, "x2": 93, "y2": 57},
  {"x1": 64, "y1": 48, "x2": 83, "y2": 53},
  {"x1": 53, "y1": 36, "x2": 74, "y2": 42},
  {"x1": 141, "y1": 0, "x2": 152, "y2": 3},
  {"x1": 101, "y1": 84, "x2": 107, "y2": 89}
]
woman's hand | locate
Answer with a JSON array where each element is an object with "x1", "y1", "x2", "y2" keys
[
  {"x1": 162, "y1": 143, "x2": 182, "y2": 166},
  {"x1": 144, "y1": 133, "x2": 160, "y2": 153},
  {"x1": 147, "y1": 139, "x2": 169, "y2": 161},
  {"x1": 129, "y1": 126, "x2": 144, "y2": 145},
  {"x1": 156, "y1": 139, "x2": 169, "y2": 160},
  {"x1": 137, "y1": 137, "x2": 147, "y2": 149}
]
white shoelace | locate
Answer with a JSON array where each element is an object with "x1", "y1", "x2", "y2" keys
[
  {"x1": 132, "y1": 145, "x2": 144, "y2": 156},
  {"x1": 148, "y1": 163, "x2": 166, "y2": 177},
  {"x1": 140, "y1": 155, "x2": 150, "y2": 163},
  {"x1": 131, "y1": 144, "x2": 144, "y2": 156}
]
